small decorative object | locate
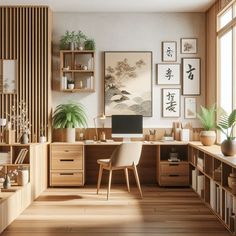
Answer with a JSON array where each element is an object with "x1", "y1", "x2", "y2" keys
[
  {"x1": 184, "y1": 97, "x2": 197, "y2": 119},
  {"x1": 162, "y1": 41, "x2": 177, "y2": 62},
  {"x1": 0, "y1": 118, "x2": 7, "y2": 143},
  {"x1": 217, "y1": 108, "x2": 236, "y2": 156},
  {"x1": 39, "y1": 136, "x2": 46, "y2": 143},
  {"x1": 173, "y1": 122, "x2": 182, "y2": 141},
  {"x1": 197, "y1": 105, "x2": 216, "y2": 146},
  {"x1": 3, "y1": 174, "x2": 11, "y2": 189},
  {"x1": 228, "y1": 173, "x2": 236, "y2": 188},
  {"x1": 60, "y1": 76, "x2": 67, "y2": 90},
  {"x1": 100, "y1": 131, "x2": 106, "y2": 142},
  {"x1": 67, "y1": 79, "x2": 75, "y2": 89},
  {"x1": 79, "y1": 81, "x2": 83, "y2": 89},
  {"x1": 84, "y1": 39, "x2": 96, "y2": 50},
  {"x1": 162, "y1": 88, "x2": 180, "y2": 118},
  {"x1": 147, "y1": 129, "x2": 157, "y2": 141},
  {"x1": 93, "y1": 113, "x2": 106, "y2": 141},
  {"x1": 104, "y1": 51, "x2": 152, "y2": 116},
  {"x1": 17, "y1": 168, "x2": 29, "y2": 186},
  {"x1": 181, "y1": 38, "x2": 198, "y2": 54},
  {"x1": 39, "y1": 124, "x2": 46, "y2": 143},
  {"x1": 157, "y1": 64, "x2": 180, "y2": 85},
  {"x1": 52, "y1": 102, "x2": 87, "y2": 143},
  {"x1": 21, "y1": 132, "x2": 29, "y2": 144},
  {"x1": 82, "y1": 65, "x2": 88, "y2": 70},
  {"x1": 79, "y1": 46, "x2": 84, "y2": 51},
  {"x1": 182, "y1": 58, "x2": 201, "y2": 95},
  {"x1": 180, "y1": 129, "x2": 190, "y2": 141}
]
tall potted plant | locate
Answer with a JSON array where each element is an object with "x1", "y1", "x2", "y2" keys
[
  {"x1": 52, "y1": 102, "x2": 87, "y2": 142},
  {"x1": 197, "y1": 105, "x2": 216, "y2": 146},
  {"x1": 60, "y1": 31, "x2": 78, "y2": 50},
  {"x1": 217, "y1": 109, "x2": 236, "y2": 156}
]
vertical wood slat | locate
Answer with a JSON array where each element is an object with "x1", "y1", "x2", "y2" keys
[{"x1": 0, "y1": 6, "x2": 51, "y2": 143}]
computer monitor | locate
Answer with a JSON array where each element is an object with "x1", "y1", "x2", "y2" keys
[{"x1": 111, "y1": 115, "x2": 143, "y2": 141}]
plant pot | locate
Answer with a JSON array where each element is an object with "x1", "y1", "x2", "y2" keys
[
  {"x1": 70, "y1": 42, "x2": 76, "y2": 50},
  {"x1": 17, "y1": 169, "x2": 29, "y2": 186},
  {"x1": 21, "y1": 132, "x2": 29, "y2": 144},
  {"x1": 65, "y1": 128, "x2": 76, "y2": 143},
  {"x1": 221, "y1": 139, "x2": 236, "y2": 156},
  {"x1": 67, "y1": 84, "x2": 74, "y2": 90},
  {"x1": 199, "y1": 130, "x2": 216, "y2": 146}
]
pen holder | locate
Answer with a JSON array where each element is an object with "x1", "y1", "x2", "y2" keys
[{"x1": 147, "y1": 134, "x2": 157, "y2": 141}]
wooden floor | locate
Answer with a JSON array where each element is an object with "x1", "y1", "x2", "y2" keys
[{"x1": 1, "y1": 186, "x2": 231, "y2": 236}]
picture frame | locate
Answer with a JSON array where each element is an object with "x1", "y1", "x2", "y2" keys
[
  {"x1": 157, "y1": 63, "x2": 180, "y2": 85},
  {"x1": 162, "y1": 41, "x2": 177, "y2": 62},
  {"x1": 162, "y1": 88, "x2": 180, "y2": 118},
  {"x1": 181, "y1": 38, "x2": 198, "y2": 54},
  {"x1": 184, "y1": 97, "x2": 197, "y2": 119},
  {"x1": 104, "y1": 51, "x2": 152, "y2": 117},
  {"x1": 182, "y1": 58, "x2": 201, "y2": 95}
]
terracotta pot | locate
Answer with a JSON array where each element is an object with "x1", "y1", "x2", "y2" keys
[
  {"x1": 221, "y1": 139, "x2": 236, "y2": 156},
  {"x1": 199, "y1": 130, "x2": 216, "y2": 146}
]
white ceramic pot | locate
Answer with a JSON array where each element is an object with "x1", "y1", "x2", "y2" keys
[
  {"x1": 67, "y1": 84, "x2": 74, "y2": 90},
  {"x1": 65, "y1": 128, "x2": 76, "y2": 143},
  {"x1": 39, "y1": 136, "x2": 46, "y2": 143},
  {"x1": 199, "y1": 130, "x2": 216, "y2": 146},
  {"x1": 17, "y1": 170, "x2": 29, "y2": 186}
]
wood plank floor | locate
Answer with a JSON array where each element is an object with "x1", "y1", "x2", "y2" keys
[{"x1": 1, "y1": 186, "x2": 231, "y2": 236}]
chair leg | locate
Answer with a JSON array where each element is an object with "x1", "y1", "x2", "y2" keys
[
  {"x1": 97, "y1": 164, "x2": 103, "y2": 194},
  {"x1": 124, "y1": 168, "x2": 130, "y2": 192},
  {"x1": 107, "y1": 169, "x2": 113, "y2": 200},
  {"x1": 133, "y1": 165, "x2": 143, "y2": 198}
]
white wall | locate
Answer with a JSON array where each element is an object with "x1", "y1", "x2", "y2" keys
[{"x1": 52, "y1": 12, "x2": 205, "y2": 128}]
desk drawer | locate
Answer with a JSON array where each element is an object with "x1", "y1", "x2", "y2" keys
[
  {"x1": 51, "y1": 156, "x2": 83, "y2": 170},
  {"x1": 160, "y1": 175, "x2": 189, "y2": 186},
  {"x1": 50, "y1": 171, "x2": 84, "y2": 186},
  {"x1": 51, "y1": 145, "x2": 83, "y2": 159},
  {"x1": 160, "y1": 162, "x2": 189, "y2": 176}
]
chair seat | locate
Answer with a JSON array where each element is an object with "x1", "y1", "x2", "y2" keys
[{"x1": 97, "y1": 158, "x2": 110, "y2": 166}]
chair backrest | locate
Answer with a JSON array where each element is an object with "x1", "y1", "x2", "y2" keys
[{"x1": 110, "y1": 142, "x2": 143, "y2": 167}]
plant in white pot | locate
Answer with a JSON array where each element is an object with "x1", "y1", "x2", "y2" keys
[
  {"x1": 52, "y1": 102, "x2": 87, "y2": 143},
  {"x1": 197, "y1": 105, "x2": 216, "y2": 146},
  {"x1": 217, "y1": 108, "x2": 236, "y2": 156}
]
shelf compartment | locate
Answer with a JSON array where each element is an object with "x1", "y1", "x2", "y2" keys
[
  {"x1": 204, "y1": 175, "x2": 210, "y2": 204},
  {"x1": 204, "y1": 154, "x2": 213, "y2": 178},
  {"x1": 160, "y1": 145, "x2": 188, "y2": 161},
  {"x1": 213, "y1": 159, "x2": 222, "y2": 184}
]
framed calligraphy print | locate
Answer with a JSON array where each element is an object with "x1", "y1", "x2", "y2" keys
[
  {"x1": 184, "y1": 97, "x2": 197, "y2": 119},
  {"x1": 162, "y1": 41, "x2": 177, "y2": 62},
  {"x1": 157, "y1": 64, "x2": 180, "y2": 85},
  {"x1": 104, "y1": 51, "x2": 152, "y2": 117},
  {"x1": 181, "y1": 38, "x2": 198, "y2": 54},
  {"x1": 162, "y1": 88, "x2": 180, "y2": 118},
  {"x1": 182, "y1": 58, "x2": 201, "y2": 95}
]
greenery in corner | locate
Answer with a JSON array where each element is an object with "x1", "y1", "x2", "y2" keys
[
  {"x1": 217, "y1": 108, "x2": 236, "y2": 140},
  {"x1": 84, "y1": 39, "x2": 96, "y2": 50},
  {"x1": 60, "y1": 30, "x2": 78, "y2": 49},
  {"x1": 197, "y1": 105, "x2": 216, "y2": 131},
  {"x1": 52, "y1": 102, "x2": 87, "y2": 129}
]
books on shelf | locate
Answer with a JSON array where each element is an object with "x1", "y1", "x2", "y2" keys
[
  {"x1": 197, "y1": 157, "x2": 204, "y2": 171},
  {"x1": 210, "y1": 179, "x2": 216, "y2": 211},
  {"x1": 14, "y1": 149, "x2": 28, "y2": 164},
  {"x1": 0, "y1": 152, "x2": 11, "y2": 164},
  {"x1": 197, "y1": 175, "x2": 204, "y2": 197},
  {"x1": 192, "y1": 169, "x2": 197, "y2": 191}
]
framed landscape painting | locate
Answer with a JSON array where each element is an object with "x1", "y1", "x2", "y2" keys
[
  {"x1": 184, "y1": 97, "x2": 197, "y2": 119},
  {"x1": 182, "y1": 58, "x2": 201, "y2": 95},
  {"x1": 104, "y1": 51, "x2": 152, "y2": 117},
  {"x1": 162, "y1": 88, "x2": 180, "y2": 118},
  {"x1": 157, "y1": 63, "x2": 180, "y2": 85},
  {"x1": 162, "y1": 41, "x2": 177, "y2": 62}
]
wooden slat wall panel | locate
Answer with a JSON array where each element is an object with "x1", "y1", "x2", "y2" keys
[{"x1": 0, "y1": 6, "x2": 52, "y2": 143}]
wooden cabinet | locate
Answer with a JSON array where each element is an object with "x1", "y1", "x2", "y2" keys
[
  {"x1": 157, "y1": 144, "x2": 189, "y2": 186},
  {"x1": 50, "y1": 143, "x2": 85, "y2": 186},
  {"x1": 60, "y1": 50, "x2": 95, "y2": 93}
]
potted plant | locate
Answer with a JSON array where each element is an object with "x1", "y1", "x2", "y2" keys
[
  {"x1": 52, "y1": 102, "x2": 87, "y2": 143},
  {"x1": 67, "y1": 79, "x2": 75, "y2": 90},
  {"x1": 77, "y1": 30, "x2": 87, "y2": 50},
  {"x1": 197, "y1": 105, "x2": 216, "y2": 146},
  {"x1": 84, "y1": 39, "x2": 96, "y2": 50},
  {"x1": 217, "y1": 108, "x2": 236, "y2": 156},
  {"x1": 60, "y1": 30, "x2": 77, "y2": 50}
]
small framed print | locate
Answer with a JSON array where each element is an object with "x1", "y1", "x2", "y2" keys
[
  {"x1": 162, "y1": 88, "x2": 180, "y2": 118},
  {"x1": 184, "y1": 97, "x2": 197, "y2": 119},
  {"x1": 157, "y1": 63, "x2": 180, "y2": 85},
  {"x1": 182, "y1": 58, "x2": 201, "y2": 95},
  {"x1": 162, "y1": 41, "x2": 177, "y2": 62},
  {"x1": 181, "y1": 38, "x2": 198, "y2": 54}
]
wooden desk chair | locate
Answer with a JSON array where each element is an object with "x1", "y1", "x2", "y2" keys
[{"x1": 96, "y1": 142, "x2": 143, "y2": 200}]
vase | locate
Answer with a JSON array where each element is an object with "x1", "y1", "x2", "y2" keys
[
  {"x1": 3, "y1": 174, "x2": 11, "y2": 189},
  {"x1": 70, "y1": 42, "x2": 76, "y2": 50},
  {"x1": 65, "y1": 128, "x2": 76, "y2": 143},
  {"x1": 21, "y1": 132, "x2": 29, "y2": 144},
  {"x1": 199, "y1": 130, "x2": 216, "y2": 146},
  {"x1": 67, "y1": 84, "x2": 74, "y2": 90},
  {"x1": 17, "y1": 169, "x2": 29, "y2": 186},
  {"x1": 221, "y1": 139, "x2": 236, "y2": 156}
]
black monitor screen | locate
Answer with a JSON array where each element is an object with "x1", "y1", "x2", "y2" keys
[{"x1": 111, "y1": 115, "x2": 143, "y2": 137}]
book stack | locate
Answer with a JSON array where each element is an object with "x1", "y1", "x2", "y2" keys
[
  {"x1": 14, "y1": 149, "x2": 28, "y2": 164},
  {"x1": 0, "y1": 152, "x2": 11, "y2": 164}
]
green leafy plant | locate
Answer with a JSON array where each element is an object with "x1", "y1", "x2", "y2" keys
[
  {"x1": 197, "y1": 105, "x2": 216, "y2": 131},
  {"x1": 60, "y1": 30, "x2": 78, "y2": 49},
  {"x1": 84, "y1": 39, "x2": 96, "y2": 50},
  {"x1": 217, "y1": 108, "x2": 236, "y2": 140},
  {"x1": 77, "y1": 30, "x2": 87, "y2": 46},
  {"x1": 52, "y1": 102, "x2": 87, "y2": 129},
  {"x1": 67, "y1": 79, "x2": 74, "y2": 84}
]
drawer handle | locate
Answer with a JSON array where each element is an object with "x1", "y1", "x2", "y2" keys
[
  {"x1": 60, "y1": 173, "x2": 74, "y2": 176},
  {"x1": 169, "y1": 163, "x2": 179, "y2": 166},
  {"x1": 60, "y1": 159, "x2": 74, "y2": 162},
  {"x1": 64, "y1": 150, "x2": 69, "y2": 152},
  {"x1": 169, "y1": 174, "x2": 179, "y2": 177}
]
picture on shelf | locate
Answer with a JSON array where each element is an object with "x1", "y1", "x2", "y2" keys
[
  {"x1": 162, "y1": 88, "x2": 180, "y2": 117},
  {"x1": 184, "y1": 97, "x2": 197, "y2": 119},
  {"x1": 182, "y1": 58, "x2": 201, "y2": 95},
  {"x1": 157, "y1": 63, "x2": 180, "y2": 85},
  {"x1": 162, "y1": 41, "x2": 177, "y2": 62},
  {"x1": 104, "y1": 51, "x2": 152, "y2": 117},
  {"x1": 181, "y1": 38, "x2": 198, "y2": 54}
]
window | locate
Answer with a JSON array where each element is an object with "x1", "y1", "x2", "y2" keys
[{"x1": 217, "y1": 1, "x2": 236, "y2": 142}]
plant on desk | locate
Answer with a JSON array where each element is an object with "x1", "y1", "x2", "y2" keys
[
  {"x1": 52, "y1": 102, "x2": 87, "y2": 143},
  {"x1": 217, "y1": 108, "x2": 236, "y2": 156},
  {"x1": 197, "y1": 105, "x2": 216, "y2": 146}
]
